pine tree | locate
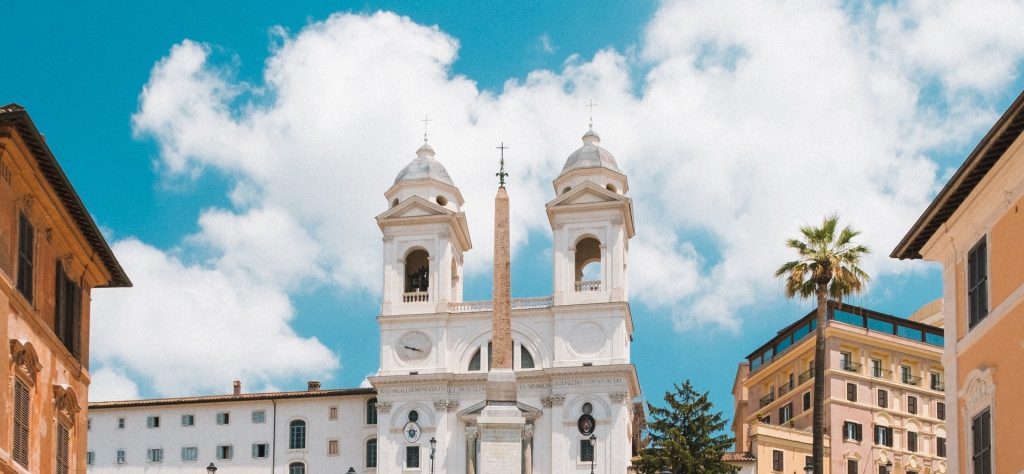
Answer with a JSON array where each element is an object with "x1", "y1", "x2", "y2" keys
[{"x1": 634, "y1": 380, "x2": 736, "y2": 474}]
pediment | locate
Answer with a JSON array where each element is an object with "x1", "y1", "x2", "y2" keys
[
  {"x1": 376, "y1": 196, "x2": 452, "y2": 221},
  {"x1": 546, "y1": 182, "x2": 627, "y2": 208}
]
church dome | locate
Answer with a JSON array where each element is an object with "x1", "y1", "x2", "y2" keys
[
  {"x1": 560, "y1": 128, "x2": 621, "y2": 175},
  {"x1": 394, "y1": 143, "x2": 455, "y2": 186}
]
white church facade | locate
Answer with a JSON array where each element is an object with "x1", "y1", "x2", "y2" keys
[{"x1": 87, "y1": 127, "x2": 644, "y2": 473}]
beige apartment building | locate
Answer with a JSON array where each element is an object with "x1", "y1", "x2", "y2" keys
[
  {"x1": 0, "y1": 104, "x2": 130, "y2": 473},
  {"x1": 731, "y1": 302, "x2": 947, "y2": 474},
  {"x1": 893, "y1": 89, "x2": 1024, "y2": 474}
]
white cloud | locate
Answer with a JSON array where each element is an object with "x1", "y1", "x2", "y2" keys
[
  {"x1": 90, "y1": 367, "x2": 141, "y2": 402},
  {"x1": 104, "y1": 2, "x2": 1024, "y2": 398},
  {"x1": 90, "y1": 239, "x2": 338, "y2": 397},
  {"x1": 539, "y1": 33, "x2": 556, "y2": 54}
]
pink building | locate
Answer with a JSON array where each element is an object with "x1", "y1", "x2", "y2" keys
[{"x1": 730, "y1": 302, "x2": 947, "y2": 474}]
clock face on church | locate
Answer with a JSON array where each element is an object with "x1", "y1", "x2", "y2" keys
[{"x1": 397, "y1": 331, "x2": 433, "y2": 363}]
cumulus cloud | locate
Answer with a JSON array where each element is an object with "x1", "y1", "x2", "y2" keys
[
  {"x1": 89, "y1": 367, "x2": 141, "y2": 402},
  {"x1": 90, "y1": 239, "x2": 338, "y2": 396},
  {"x1": 93, "y1": 1, "x2": 1024, "y2": 396}
]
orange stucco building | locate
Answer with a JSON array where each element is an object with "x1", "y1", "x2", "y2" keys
[
  {"x1": 0, "y1": 104, "x2": 130, "y2": 473},
  {"x1": 893, "y1": 90, "x2": 1024, "y2": 474}
]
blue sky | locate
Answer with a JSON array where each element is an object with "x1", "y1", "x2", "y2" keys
[{"x1": 5, "y1": 1, "x2": 1024, "y2": 425}]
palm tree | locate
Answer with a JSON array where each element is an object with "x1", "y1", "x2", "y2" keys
[{"x1": 775, "y1": 215, "x2": 870, "y2": 474}]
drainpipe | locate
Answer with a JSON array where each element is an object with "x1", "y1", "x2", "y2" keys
[{"x1": 272, "y1": 398, "x2": 278, "y2": 473}]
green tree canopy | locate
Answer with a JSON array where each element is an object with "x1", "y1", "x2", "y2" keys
[{"x1": 634, "y1": 380, "x2": 736, "y2": 474}]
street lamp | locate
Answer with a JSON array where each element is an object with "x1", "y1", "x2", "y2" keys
[
  {"x1": 882, "y1": 461, "x2": 893, "y2": 474},
  {"x1": 589, "y1": 434, "x2": 597, "y2": 474},
  {"x1": 804, "y1": 459, "x2": 813, "y2": 474},
  {"x1": 346, "y1": 468, "x2": 356, "y2": 474},
  {"x1": 429, "y1": 436, "x2": 437, "y2": 474},
  {"x1": 206, "y1": 463, "x2": 217, "y2": 474}
]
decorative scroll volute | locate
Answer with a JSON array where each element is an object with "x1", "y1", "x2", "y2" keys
[
  {"x1": 9, "y1": 339, "x2": 42, "y2": 384},
  {"x1": 52, "y1": 385, "x2": 80, "y2": 426}
]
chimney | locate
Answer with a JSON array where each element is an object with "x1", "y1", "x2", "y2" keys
[
  {"x1": 232, "y1": 380, "x2": 241, "y2": 396},
  {"x1": 307, "y1": 380, "x2": 321, "y2": 391}
]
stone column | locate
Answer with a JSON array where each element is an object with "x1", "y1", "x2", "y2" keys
[
  {"x1": 466, "y1": 425, "x2": 477, "y2": 474},
  {"x1": 522, "y1": 423, "x2": 534, "y2": 474}
]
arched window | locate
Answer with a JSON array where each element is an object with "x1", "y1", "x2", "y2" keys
[
  {"x1": 366, "y1": 438, "x2": 378, "y2": 468},
  {"x1": 366, "y1": 398, "x2": 377, "y2": 425},
  {"x1": 288, "y1": 462, "x2": 305, "y2": 474},
  {"x1": 289, "y1": 420, "x2": 306, "y2": 450},
  {"x1": 468, "y1": 348, "x2": 481, "y2": 371},
  {"x1": 404, "y1": 249, "x2": 430, "y2": 295},
  {"x1": 574, "y1": 237, "x2": 601, "y2": 292},
  {"x1": 521, "y1": 344, "x2": 535, "y2": 369}
]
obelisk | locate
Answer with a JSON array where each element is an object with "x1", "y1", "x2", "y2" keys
[{"x1": 478, "y1": 143, "x2": 525, "y2": 474}]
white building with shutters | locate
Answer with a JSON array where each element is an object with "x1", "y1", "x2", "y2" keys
[{"x1": 87, "y1": 127, "x2": 644, "y2": 473}]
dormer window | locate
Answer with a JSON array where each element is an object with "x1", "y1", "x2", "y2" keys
[{"x1": 574, "y1": 237, "x2": 602, "y2": 292}]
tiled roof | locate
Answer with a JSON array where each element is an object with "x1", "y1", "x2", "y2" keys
[
  {"x1": 0, "y1": 103, "x2": 131, "y2": 287},
  {"x1": 90, "y1": 387, "x2": 376, "y2": 409}
]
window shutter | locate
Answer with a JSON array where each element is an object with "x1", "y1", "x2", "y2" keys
[
  {"x1": 12, "y1": 379, "x2": 30, "y2": 467},
  {"x1": 56, "y1": 423, "x2": 70, "y2": 474}
]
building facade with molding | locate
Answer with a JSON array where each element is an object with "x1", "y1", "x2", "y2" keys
[
  {"x1": 86, "y1": 127, "x2": 643, "y2": 473},
  {"x1": 730, "y1": 302, "x2": 947, "y2": 474},
  {"x1": 0, "y1": 104, "x2": 130, "y2": 474},
  {"x1": 893, "y1": 89, "x2": 1024, "y2": 474}
]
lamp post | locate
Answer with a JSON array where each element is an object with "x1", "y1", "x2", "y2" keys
[
  {"x1": 589, "y1": 434, "x2": 597, "y2": 474},
  {"x1": 206, "y1": 463, "x2": 217, "y2": 474},
  {"x1": 804, "y1": 460, "x2": 814, "y2": 474},
  {"x1": 346, "y1": 468, "x2": 356, "y2": 474},
  {"x1": 882, "y1": 461, "x2": 893, "y2": 474},
  {"x1": 429, "y1": 436, "x2": 437, "y2": 474}
]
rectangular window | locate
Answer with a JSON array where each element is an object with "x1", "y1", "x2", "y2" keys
[
  {"x1": 937, "y1": 437, "x2": 947, "y2": 458},
  {"x1": 937, "y1": 401, "x2": 946, "y2": 420},
  {"x1": 871, "y1": 358, "x2": 883, "y2": 378},
  {"x1": 252, "y1": 410, "x2": 266, "y2": 423},
  {"x1": 972, "y1": 409, "x2": 992, "y2": 474},
  {"x1": 968, "y1": 237, "x2": 989, "y2": 328},
  {"x1": 846, "y1": 383, "x2": 857, "y2": 402},
  {"x1": 147, "y1": 448, "x2": 164, "y2": 463},
  {"x1": 406, "y1": 445, "x2": 421, "y2": 468},
  {"x1": 147, "y1": 416, "x2": 160, "y2": 428},
  {"x1": 878, "y1": 389, "x2": 888, "y2": 408},
  {"x1": 182, "y1": 446, "x2": 198, "y2": 462},
  {"x1": 908, "y1": 431, "x2": 918, "y2": 452},
  {"x1": 366, "y1": 439, "x2": 378, "y2": 468},
  {"x1": 843, "y1": 421, "x2": 862, "y2": 441},
  {"x1": 53, "y1": 262, "x2": 82, "y2": 357},
  {"x1": 847, "y1": 459, "x2": 858, "y2": 474},
  {"x1": 873, "y1": 425, "x2": 893, "y2": 447},
  {"x1": 88, "y1": 418, "x2": 92, "y2": 430},
  {"x1": 802, "y1": 391, "x2": 811, "y2": 411},
  {"x1": 116, "y1": 449, "x2": 126, "y2": 464},
  {"x1": 760, "y1": 414, "x2": 771, "y2": 425},
  {"x1": 901, "y1": 365, "x2": 914, "y2": 384},
  {"x1": 772, "y1": 450, "x2": 783, "y2": 471},
  {"x1": 16, "y1": 213, "x2": 34, "y2": 302},
  {"x1": 252, "y1": 443, "x2": 269, "y2": 458},
  {"x1": 56, "y1": 423, "x2": 69, "y2": 474},
  {"x1": 87, "y1": 451, "x2": 95, "y2": 466},
  {"x1": 217, "y1": 412, "x2": 230, "y2": 425},
  {"x1": 930, "y1": 372, "x2": 943, "y2": 391},
  {"x1": 779, "y1": 403, "x2": 793, "y2": 424},
  {"x1": 908, "y1": 396, "x2": 918, "y2": 415},
  {"x1": 182, "y1": 414, "x2": 194, "y2": 426},
  {"x1": 329, "y1": 406, "x2": 338, "y2": 420},
  {"x1": 12, "y1": 378, "x2": 30, "y2": 467},
  {"x1": 217, "y1": 445, "x2": 233, "y2": 460},
  {"x1": 328, "y1": 439, "x2": 340, "y2": 456},
  {"x1": 840, "y1": 351, "x2": 857, "y2": 371},
  {"x1": 117, "y1": 417, "x2": 125, "y2": 429},
  {"x1": 581, "y1": 439, "x2": 595, "y2": 462}
]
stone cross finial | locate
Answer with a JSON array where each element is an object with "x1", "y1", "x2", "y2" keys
[
  {"x1": 421, "y1": 114, "x2": 432, "y2": 143},
  {"x1": 586, "y1": 99, "x2": 597, "y2": 129}
]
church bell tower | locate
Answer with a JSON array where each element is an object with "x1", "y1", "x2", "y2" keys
[
  {"x1": 547, "y1": 127, "x2": 635, "y2": 306},
  {"x1": 376, "y1": 141, "x2": 472, "y2": 316}
]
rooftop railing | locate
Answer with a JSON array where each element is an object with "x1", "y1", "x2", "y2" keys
[{"x1": 447, "y1": 296, "x2": 554, "y2": 313}]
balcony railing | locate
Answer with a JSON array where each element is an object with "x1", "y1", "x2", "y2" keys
[
  {"x1": 402, "y1": 291, "x2": 429, "y2": 303},
  {"x1": 759, "y1": 392, "x2": 775, "y2": 408},
  {"x1": 841, "y1": 360, "x2": 862, "y2": 373},
  {"x1": 902, "y1": 374, "x2": 922, "y2": 386},
  {"x1": 575, "y1": 280, "x2": 601, "y2": 292},
  {"x1": 871, "y1": 367, "x2": 892, "y2": 379},
  {"x1": 798, "y1": 368, "x2": 814, "y2": 385},
  {"x1": 447, "y1": 296, "x2": 554, "y2": 313},
  {"x1": 930, "y1": 381, "x2": 945, "y2": 392},
  {"x1": 778, "y1": 381, "x2": 794, "y2": 396}
]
